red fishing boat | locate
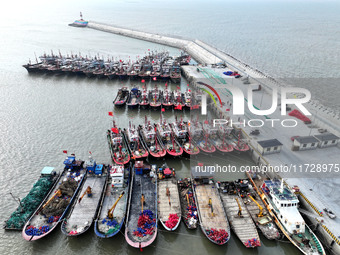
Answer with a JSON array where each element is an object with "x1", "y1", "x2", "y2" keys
[
  {"x1": 139, "y1": 86, "x2": 150, "y2": 110},
  {"x1": 192, "y1": 120, "x2": 216, "y2": 154},
  {"x1": 139, "y1": 117, "x2": 166, "y2": 158},
  {"x1": 203, "y1": 120, "x2": 233, "y2": 153},
  {"x1": 162, "y1": 83, "x2": 174, "y2": 110},
  {"x1": 173, "y1": 87, "x2": 185, "y2": 111},
  {"x1": 184, "y1": 88, "x2": 192, "y2": 109},
  {"x1": 149, "y1": 85, "x2": 163, "y2": 110},
  {"x1": 183, "y1": 121, "x2": 200, "y2": 156},
  {"x1": 107, "y1": 121, "x2": 130, "y2": 165},
  {"x1": 123, "y1": 122, "x2": 149, "y2": 159},
  {"x1": 231, "y1": 130, "x2": 250, "y2": 152},
  {"x1": 156, "y1": 117, "x2": 183, "y2": 157}
]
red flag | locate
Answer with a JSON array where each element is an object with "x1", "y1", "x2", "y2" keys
[
  {"x1": 111, "y1": 127, "x2": 119, "y2": 134},
  {"x1": 175, "y1": 105, "x2": 182, "y2": 110},
  {"x1": 176, "y1": 86, "x2": 180, "y2": 90},
  {"x1": 161, "y1": 108, "x2": 165, "y2": 112},
  {"x1": 89, "y1": 151, "x2": 92, "y2": 154},
  {"x1": 204, "y1": 120, "x2": 209, "y2": 124},
  {"x1": 152, "y1": 77, "x2": 157, "y2": 81},
  {"x1": 148, "y1": 49, "x2": 150, "y2": 51},
  {"x1": 226, "y1": 109, "x2": 230, "y2": 111},
  {"x1": 188, "y1": 89, "x2": 191, "y2": 92},
  {"x1": 187, "y1": 84, "x2": 189, "y2": 86},
  {"x1": 108, "y1": 112, "x2": 113, "y2": 116},
  {"x1": 152, "y1": 60, "x2": 154, "y2": 63},
  {"x1": 63, "y1": 150, "x2": 68, "y2": 154},
  {"x1": 198, "y1": 162, "x2": 203, "y2": 166},
  {"x1": 141, "y1": 79, "x2": 145, "y2": 83}
]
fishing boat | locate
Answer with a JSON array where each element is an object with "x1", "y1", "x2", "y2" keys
[
  {"x1": 218, "y1": 181, "x2": 261, "y2": 248},
  {"x1": 139, "y1": 86, "x2": 150, "y2": 110},
  {"x1": 125, "y1": 162, "x2": 158, "y2": 249},
  {"x1": 184, "y1": 88, "x2": 191, "y2": 109},
  {"x1": 236, "y1": 179, "x2": 280, "y2": 240},
  {"x1": 204, "y1": 120, "x2": 233, "y2": 153},
  {"x1": 160, "y1": 63, "x2": 170, "y2": 81},
  {"x1": 22, "y1": 155, "x2": 87, "y2": 241},
  {"x1": 93, "y1": 68, "x2": 105, "y2": 79},
  {"x1": 113, "y1": 87, "x2": 130, "y2": 108},
  {"x1": 127, "y1": 88, "x2": 141, "y2": 109},
  {"x1": 5, "y1": 167, "x2": 59, "y2": 230},
  {"x1": 123, "y1": 122, "x2": 149, "y2": 159},
  {"x1": 192, "y1": 168, "x2": 230, "y2": 245},
  {"x1": 171, "y1": 118, "x2": 198, "y2": 157},
  {"x1": 170, "y1": 64, "x2": 181, "y2": 83},
  {"x1": 156, "y1": 118, "x2": 183, "y2": 157},
  {"x1": 139, "y1": 63, "x2": 152, "y2": 80},
  {"x1": 61, "y1": 157, "x2": 108, "y2": 236},
  {"x1": 149, "y1": 85, "x2": 163, "y2": 110},
  {"x1": 23, "y1": 62, "x2": 43, "y2": 73},
  {"x1": 139, "y1": 117, "x2": 166, "y2": 158},
  {"x1": 193, "y1": 121, "x2": 216, "y2": 154},
  {"x1": 177, "y1": 178, "x2": 198, "y2": 229},
  {"x1": 248, "y1": 173, "x2": 326, "y2": 255},
  {"x1": 94, "y1": 165, "x2": 130, "y2": 238},
  {"x1": 68, "y1": 12, "x2": 88, "y2": 27},
  {"x1": 107, "y1": 122, "x2": 130, "y2": 165},
  {"x1": 128, "y1": 63, "x2": 141, "y2": 80},
  {"x1": 231, "y1": 130, "x2": 250, "y2": 152},
  {"x1": 150, "y1": 64, "x2": 161, "y2": 81},
  {"x1": 173, "y1": 87, "x2": 185, "y2": 111},
  {"x1": 161, "y1": 83, "x2": 174, "y2": 110},
  {"x1": 157, "y1": 165, "x2": 181, "y2": 231},
  {"x1": 116, "y1": 64, "x2": 129, "y2": 80}
]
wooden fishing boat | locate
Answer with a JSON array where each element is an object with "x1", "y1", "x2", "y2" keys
[
  {"x1": 157, "y1": 165, "x2": 181, "y2": 231},
  {"x1": 139, "y1": 86, "x2": 150, "y2": 110},
  {"x1": 127, "y1": 88, "x2": 141, "y2": 109},
  {"x1": 22, "y1": 155, "x2": 87, "y2": 241},
  {"x1": 113, "y1": 87, "x2": 130, "y2": 108},
  {"x1": 162, "y1": 83, "x2": 174, "y2": 110},
  {"x1": 61, "y1": 158, "x2": 108, "y2": 236},
  {"x1": 217, "y1": 181, "x2": 261, "y2": 248},
  {"x1": 236, "y1": 179, "x2": 280, "y2": 240},
  {"x1": 157, "y1": 119, "x2": 183, "y2": 157},
  {"x1": 177, "y1": 178, "x2": 198, "y2": 229},
  {"x1": 5, "y1": 167, "x2": 59, "y2": 231},
  {"x1": 192, "y1": 168, "x2": 230, "y2": 245},
  {"x1": 139, "y1": 117, "x2": 166, "y2": 158},
  {"x1": 247, "y1": 172, "x2": 326, "y2": 255},
  {"x1": 125, "y1": 162, "x2": 158, "y2": 249},
  {"x1": 107, "y1": 122, "x2": 130, "y2": 165},
  {"x1": 94, "y1": 165, "x2": 131, "y2": 238},
  {"x1": 149, "y1": 85, "x2": 163, "y2": 110},
  {"x1": 123, "y1": 122, "x2": 149, "y2": 159}
]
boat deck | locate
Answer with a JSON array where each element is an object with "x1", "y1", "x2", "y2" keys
[
  {"x1": 195, "y1": 184, "x2": 229, "y2": 231},
  {"x1": 126, "y1": 173, "x2": 157, "y2": 243},
  {"x1": 242, "y1": 196, "x2": 280, "y2": 240},
  {"x1": 158, "y1": 178, "x2": 181, "y2": 223},
  {"x1": 64, "y1": 175, "x2": 106, "y2": 234},
  {"x1": 220, "y1": 192, "x2": 259, "y2": 245},
  {"x1": 97, "y1": 183, "x2": 129, "y2": 235}
]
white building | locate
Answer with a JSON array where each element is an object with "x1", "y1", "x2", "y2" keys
[
  {"x1": 314, "y1": 133, "x2": 339, "y2": 148},
  {"x1": 293, "y1": 136, "x2": 319, "y2": 151},
  {"x1": 257, "y1": 139, "x2": 283, "y2": 155}
]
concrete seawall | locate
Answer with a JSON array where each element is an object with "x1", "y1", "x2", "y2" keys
[{"x1": 87, "y1": 21, "x2": 222, "y2": 64}]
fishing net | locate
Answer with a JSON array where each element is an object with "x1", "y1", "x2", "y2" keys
[{"x1": 5, "y1": 177, "x2": 54, "y2": 230}]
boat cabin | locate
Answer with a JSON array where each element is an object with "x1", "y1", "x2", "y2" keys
[
  {"x1": 63, "y1": 155, "x2": 82, "y2": 170},
  {"x1": 262, "y1": 180, "x2": 305, "y2": 234},
  {"x1": 110, "y1": 165, "x2": 124, "y2": 188},
  {"x1": 134, "y1": 161, "x2": 152, "y2": 175},
  {"x1": 191, "y1": 166, "x2": 214, "y2": 184},
  {"x1": 257, "y1": 139, "x2": 283, "y2": 155},
  {"x1": 85, "y1": 157, "x2": 96, "y2": 174},
  {"x1": 40, "y1": 166, "x2": 56, "y2": 177}
]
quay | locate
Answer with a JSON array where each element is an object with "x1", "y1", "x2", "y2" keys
[{"x1": 85, "y1": 21, "x2": 340, "y2": 253}]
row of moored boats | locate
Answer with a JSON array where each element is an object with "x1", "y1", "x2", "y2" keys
[{"x1": 23, "y1": 51, "x2": 190, "y2": 83}]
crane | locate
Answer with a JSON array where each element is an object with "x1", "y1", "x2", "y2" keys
[
  {"x1": 79, "y1": 186, "x2": 92, "y2": 203},
  {"x1": 248, "y1": 195, "x2": 264, "y2": 218},
  {"x1": 108, "y1": 191, "x2": 125, "y2": 219},
  {"x1": 235, "y1": 197, "x2": 243, "y2": 217},
  {"x1": 208, "y1": 198, "x2": 214, "y2": 217},
  {"x1": 38, "y1": 189, "x2": 62, "y2": 213}
]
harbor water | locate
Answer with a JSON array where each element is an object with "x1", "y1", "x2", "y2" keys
[{"x1": 0, "y1": 0, "x2": 339, "y2": 254}]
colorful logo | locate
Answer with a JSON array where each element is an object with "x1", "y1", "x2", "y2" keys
[{"x1": 197, "y1": 81, "x2": 223, "y2": 107}]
